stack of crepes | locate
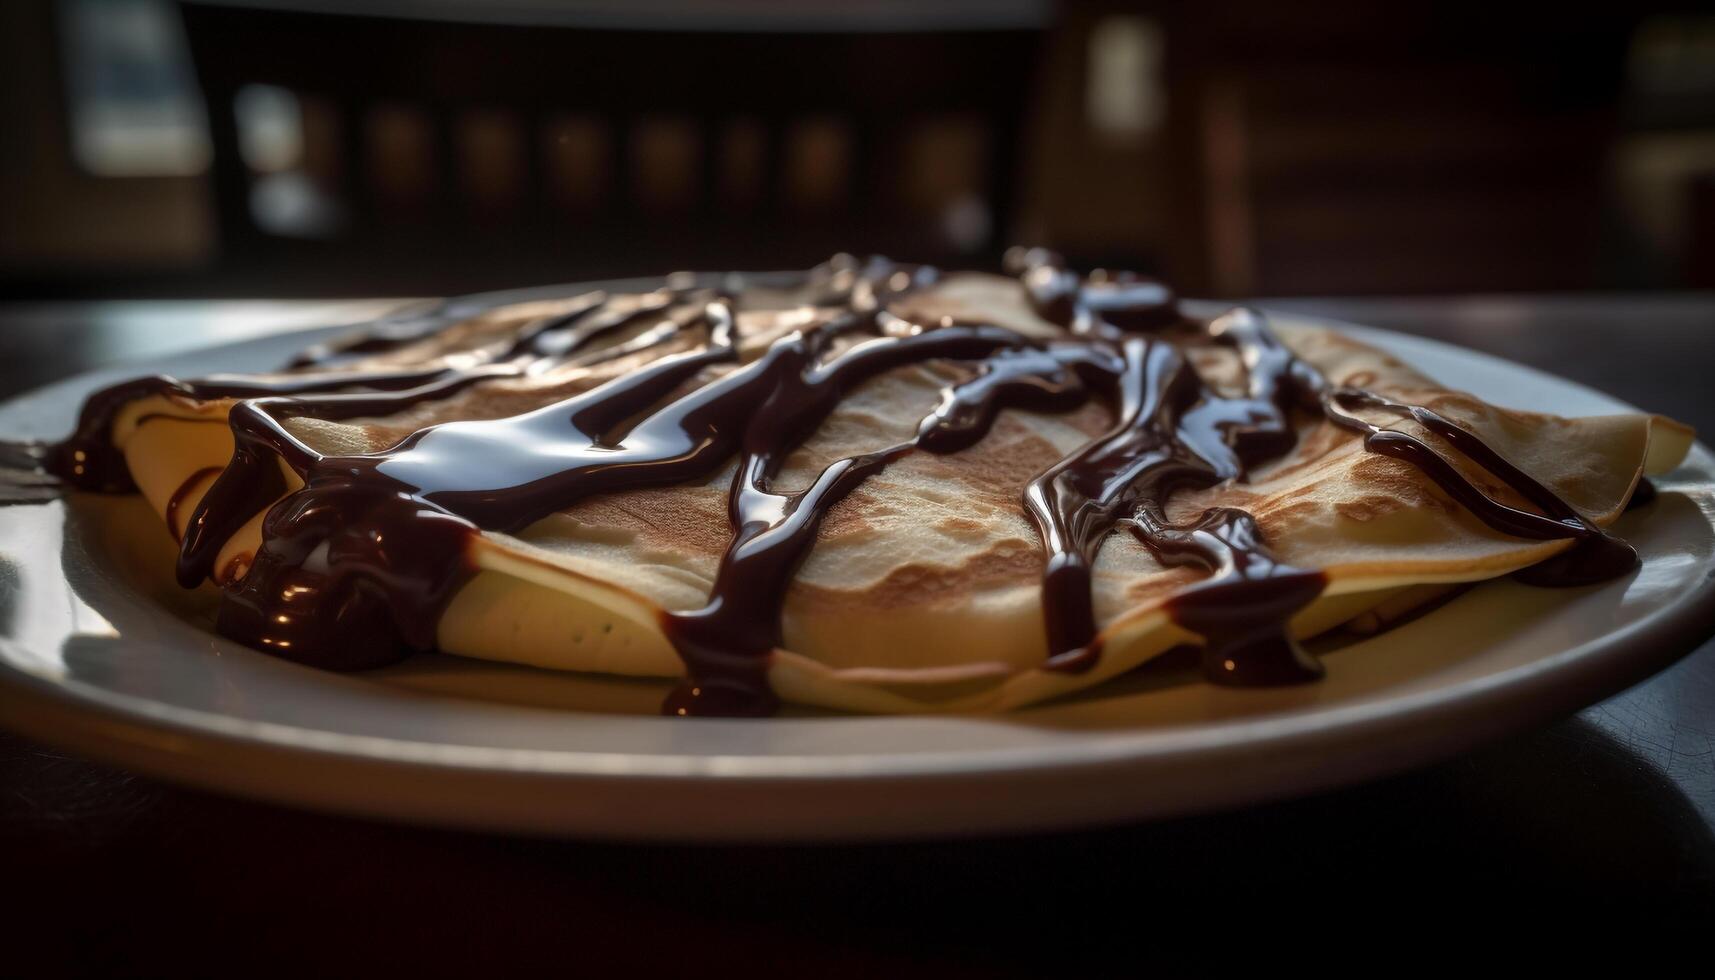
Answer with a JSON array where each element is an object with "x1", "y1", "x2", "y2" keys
[{"x1": 97, "y1": 271, "x2": 1691, "y2": 713}]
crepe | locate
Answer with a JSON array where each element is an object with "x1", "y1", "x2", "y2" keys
[{"x1": 85, "y1": 267, "x2": 1692, "y2": 714}]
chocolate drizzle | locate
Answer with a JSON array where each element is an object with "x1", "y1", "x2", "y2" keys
[
  {"x1": 1322, "y1": 387, "x2": 1638, "y2": 586},
  {"x1": 663, "y1": 328, "x2": 1104, "y2": 716},
  {"x1": 1017, "y1": 301, "x2": 1330, "y2": 684},
  {"x1": 165, "y1": 466, "x2": 221, "y2": 544},
  {"x1": 42, "y1": 253, "x2": 1646, "y2": 715}
]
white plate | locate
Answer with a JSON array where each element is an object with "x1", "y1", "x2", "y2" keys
[{"x1": 1, "y1": 298, "x2": 1712, "y2": 840}]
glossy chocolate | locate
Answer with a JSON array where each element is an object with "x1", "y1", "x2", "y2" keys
[{"x1": 44, "y1": 255, "x2": 1644, "y2": 715}]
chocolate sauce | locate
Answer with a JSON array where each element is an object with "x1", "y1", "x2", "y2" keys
[
  {"x1": 47, "y1": 290, "x2": 679, "y2": 497},
  {"x1": 165, "y1": 466, "x2": 222, "y2": 544},
  {"x1": 1322, "y1": 387, "x2": 1638, "y2": 586},
  {"x1": 1017, "y1": 297, "x2": 1327, "y2": 682},
  {"x1": 46, "y1": 365, "x2": 501, "y2": 493},
  {"x1": 41, "y1": 255, "x2": 1649, "y2": 715},
  {"x1": 664, "y1": 334, "x2": 1102, "y2": 716},
  {"x1": 176, "y1": 301, "x2": 748, "y2": 665},
  {"x1": 285, "y1": 306, "x2": 465, "y2": 368}
]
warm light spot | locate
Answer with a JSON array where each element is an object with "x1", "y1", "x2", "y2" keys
[
  {"x1": 73, "y1": 450, "x2": 87, "y2": 461},
  {"x1": 1223, "y1": 659, "x2": 1236, "y2": 671},
  {"x1": 275, "y1": 614, "x2": 290, "y2": 624},
  {"x1": 888, "y1": 272, "x2": 911, "y2": 291},
  {"x1": 676, "y1": 708, "x2": 688, "y2": 716},
  {"x1": 691, "y1": 687, "x2": 701, "y2": 697},
  {"x1": 1087, "y1": 16, "x2": 1164, "y2": 144}
]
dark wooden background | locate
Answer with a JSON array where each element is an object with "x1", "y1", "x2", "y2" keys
[{"x1": 6, "y1": 1, "x2": 1712, "y2": 299}]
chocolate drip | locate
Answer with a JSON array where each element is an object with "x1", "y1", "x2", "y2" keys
[
  {"x1": 165, "y1": 466, "x2": 222, "y2": 544},
  {"x1": 499, "y1": 292, "x2": 671, "y2": 363},
  {"x1": 177, "y1": 302, "x2": 748, "y2": 663},
  {"x1": 46, "y1": 290, "x2": 684, "y2": 495},
  {"x1": 663, "y1": 331, "x2": 1102, "y2": 716},
  {"x1": 286, "y1": 307, "x2": 465, "y2": 368},
  {"x1": 45, "y1": 366, "x2": 476, "y2": 492},
  {"x1": 1146, "y1": 510, "x2": 1328, "y2": 685},
  {"x1": 41, "y1": 254, "x2": 1652, "y2": 715},
  {"x1": 1022, "y1": 309, "x2": 1326, "y2": 683},
  {"x1": 1323, "y1": 387, "x2": 1638, "y2": 586}
]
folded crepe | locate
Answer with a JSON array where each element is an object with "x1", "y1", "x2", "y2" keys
[{"x1": 63, "y1": 259, "x2": 1693, "y2": 715}]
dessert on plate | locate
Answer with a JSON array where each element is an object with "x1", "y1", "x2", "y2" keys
[{"x1": 38, "y1": 251, "x2": 1693, "y2": 716}]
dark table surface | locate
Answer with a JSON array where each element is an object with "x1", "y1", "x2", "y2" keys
[{"x1": 3, "y1": 293, "x2": 1714, "y2": 971}]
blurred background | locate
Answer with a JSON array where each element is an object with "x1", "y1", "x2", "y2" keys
[{"x1": 2, "y1": 0, "x2": 1713, "y2": 299}]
